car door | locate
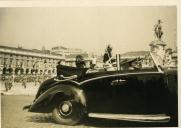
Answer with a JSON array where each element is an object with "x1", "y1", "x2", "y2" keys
[
  {"x1": 108, "y1": 73, "x2": 147, "y2": 114},
  {"x1": 82, "y1": 71, "x2": 166, "y2": 114},
  {"x1": 110, "y1": 72, "x2": 169, "y2": 114},
  {"x1": 81, "y1": 73, "x2": 116, "y2": 113},
  {"x1": 81, "y1": 71, "x2": 147, "y2": 114}
]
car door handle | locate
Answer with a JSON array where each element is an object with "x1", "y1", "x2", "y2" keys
[{"x1": 111, "y1": 79, "x2": 126, "y2": 86}]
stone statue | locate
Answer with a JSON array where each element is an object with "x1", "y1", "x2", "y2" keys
[
  {"x1": 103, "y1": 44, "x2": 112, "y2": 63},
  {"x1": 154, "y1": 20, "x2": 163, "y2": 40}
]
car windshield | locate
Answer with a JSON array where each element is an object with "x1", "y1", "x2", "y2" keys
[
  {"x1": 118, "y1": 52, "x2": 158, "y2": 71},
  {"x1": 88, "y1": 52, "x2": 162, "y2": 73}
]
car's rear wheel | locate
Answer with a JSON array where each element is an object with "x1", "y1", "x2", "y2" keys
[{"x1": 52, "y1": 99, "x2": 84, "y2": 125}]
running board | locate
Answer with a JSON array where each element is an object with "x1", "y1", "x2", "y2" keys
[{"x1": 88, "y1": 113, "x2": 170, "y2": 122}]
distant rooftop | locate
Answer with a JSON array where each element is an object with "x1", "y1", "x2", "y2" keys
[
  {"x1": 0, "y1": 45, "x2": 62, "y2": 56},
  {"x1": 52, "y1": 45, "x2": 82, "y2": 51},
  {"x1": 121, "y1": 51, "x2": 149, "y2": 58},
  {"x1": 52, "y1": 46, "x2": 67, "y2": 50},
  {"x1": 65, "y1": 53, "x2": 89, "y2": 59}
]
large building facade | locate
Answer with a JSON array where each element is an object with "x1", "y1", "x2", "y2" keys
[
  {"x1": 51, "y1": 46, "x2": 85, "y2": 56},
  {"x1": 0, "y1": 45, "x2": 92, "y2": 75},
  {"x1": 0, "y1": 45, "x2": 65, "y2": 75}
]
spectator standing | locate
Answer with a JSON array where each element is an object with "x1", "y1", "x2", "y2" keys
[
  {"x1": 4, "y1": 75, "x2": 10, "y2": 92},
  {"x1": 38, "y1": 73, "x2": 44, "y2": 85},
  {"x1": 4, "y1": 74, "x2": 13, "y2": 91},
  {"x1": 34, "y1": 74, "x2": 39, "y2": 86},
  {"x1": 22, "y1": 75, "x2": 27, "y2": 88}
]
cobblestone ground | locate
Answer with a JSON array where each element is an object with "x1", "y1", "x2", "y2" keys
[
  {"x1": 2, "y1": 95, "x2": 131, "y2": 128},
  {"x1": 0, "y1": 81, "x2": 39, "y2": 95},
  {"x1": 1, "y1": 95, "x2": 87, "y2": 128}
]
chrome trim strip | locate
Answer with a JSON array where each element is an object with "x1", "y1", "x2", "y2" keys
[
  {"x1": 69, "y1": 71, "x2": 162, "y2": 86},
  {"x1": 63, "y1": 72, "x2": 163, "y2": 85},
  {"x1": 88, "y1": 113, "x2": 170, "y2": 122},
  {"x1": 80, "y1": 72, "x2": 162, "y2": 85},
  {"x1": 69, "y1": 80, "x2": 81, "y2": 85}
]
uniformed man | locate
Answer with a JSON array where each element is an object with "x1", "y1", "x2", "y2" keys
[
  {"x1": 4, "y1": 75, "x2": 10, "y2": 92},
  {"x1": 22, "y1": 75, "x2": 27, "y2": 88},
  {"x1": 34, "y1": 74, "x2": 39, "y2": 86}
]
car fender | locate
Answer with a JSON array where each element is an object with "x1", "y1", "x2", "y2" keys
[{"x1": 29, "y1": 82, "x2": 86, "y2": 112}]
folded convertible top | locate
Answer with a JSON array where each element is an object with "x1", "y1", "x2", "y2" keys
[{"x1": 57, "y1": 64, "x2": 89, "y2": 78}]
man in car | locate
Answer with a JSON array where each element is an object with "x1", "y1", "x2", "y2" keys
[
  {"x1": 90, "y1": 56, "x2": 97, "y2": 69},
  {"x1": 56, "y1": 61, "x2": 62, "y2": 78},
  {"x1": 75, "y1": 55, "x2": 86, "y2": 68}
]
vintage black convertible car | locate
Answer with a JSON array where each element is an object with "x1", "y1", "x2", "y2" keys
[{"x1": 23, "y1": 52, "x2": 177, "y2": 126}]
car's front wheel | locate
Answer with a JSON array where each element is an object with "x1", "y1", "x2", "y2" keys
[{"x1": 52, "y1": 99, "x2": 84, "y2": 125}]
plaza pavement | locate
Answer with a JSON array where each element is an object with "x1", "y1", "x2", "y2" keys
[{"x1": 0, "y1": 81, "x2": 39, "y2": 95}]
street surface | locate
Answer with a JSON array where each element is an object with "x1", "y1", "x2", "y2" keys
[
  {"x1": 1, "y1": 82, "x2": 174, "y2": 128},
  {"x1": 0, "y1": 81, "x2": 39, "y2": 95}
]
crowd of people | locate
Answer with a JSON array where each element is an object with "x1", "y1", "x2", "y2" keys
[{"x1": 1, "y1": 73, "x2": 51, "y2": 92}]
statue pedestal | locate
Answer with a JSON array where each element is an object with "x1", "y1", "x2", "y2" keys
[{"x1": 149, "y1": 40, "x2": 166, "y2": 60}]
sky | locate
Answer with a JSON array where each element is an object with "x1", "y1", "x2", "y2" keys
[{"x1": 0, "y1": 6, "x2": 177, "y2": 55}]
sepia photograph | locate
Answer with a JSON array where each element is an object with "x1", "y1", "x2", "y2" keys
[{"x1": 0, "y1": 2, "x2": 179, "y2": 128}]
